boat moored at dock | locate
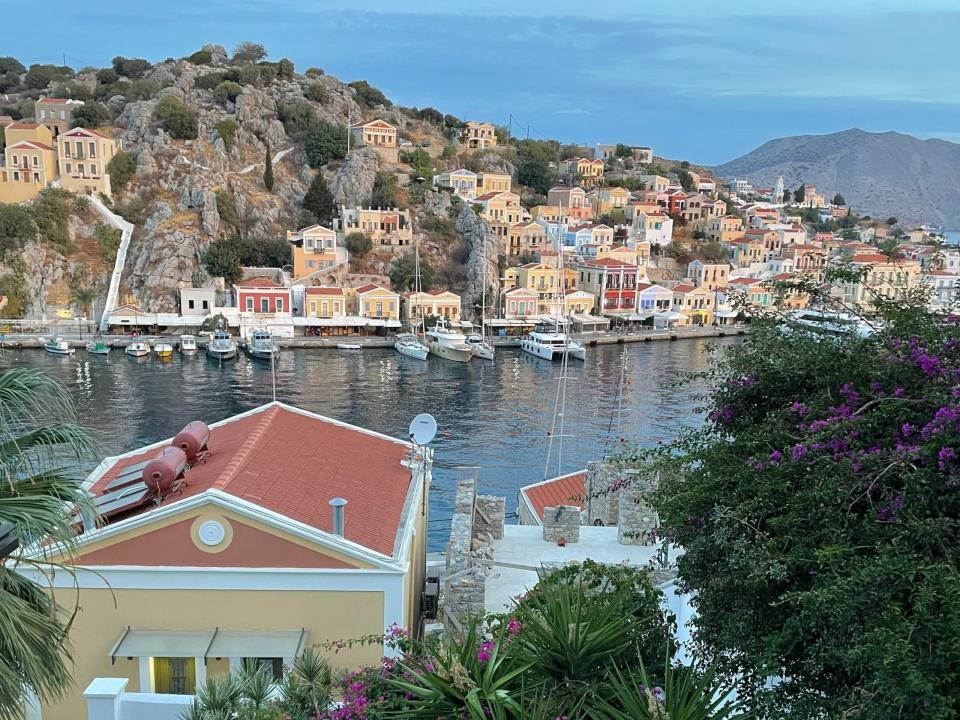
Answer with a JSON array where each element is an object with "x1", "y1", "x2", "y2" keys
[{"x1": 206, "y1": 330, "x2": 238, "y2": 361}]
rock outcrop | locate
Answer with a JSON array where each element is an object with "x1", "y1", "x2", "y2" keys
[
  {"x1": 455, "y1": 204, "x2": 501, "y2": 319},
  {"x1": 330, "y1": 149, "x2": 380, "y2": 207}
]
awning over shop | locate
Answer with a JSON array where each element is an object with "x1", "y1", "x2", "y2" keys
[
  {"x1": 109, "y1": 627, "x2": 307, "y2": 662},
  {"x1": 715, "y1": 309, "x2": 740, "y2": 318},
  {"x1": 385, "y1": 319, "x2": 402, "y2": 328},
  {"x1": 293, "y1": 316, "x2": 368, "y2": 327},
  {"x1": 571, "y1": 313, "x2": 610, "y2": 327}
]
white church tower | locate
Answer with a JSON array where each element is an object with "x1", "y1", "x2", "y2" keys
[{"x1": 773, "y1": 175, "x2": 785, "y2": 204}]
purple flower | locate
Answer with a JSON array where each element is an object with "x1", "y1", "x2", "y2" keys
[
  {"x1": 769, "y1": 450, "x2": 783, "y2": 464},
  {"x1": 791, "y1": 444, "x2": 808, "y2": 460},
  {"x1": 902, "y1": 423, "x2": 916, "y2": 437},
  {"x1": 894, "y1": 387, "x2": 906, "y2": 397},
  {"x1": 477, "y1": 640, "x2": 494, "y2": 663},
  {"x1": 651, "y1": 687, "x2": 666, "y2": 703},
  {"x1": 877, "y1": 493, "x2": 904, "y2": 523},
  {"x1": 507, "y1": 619, "x2": 522, "y2": 635},
  {"x1": 938, "y1": 447, "x2": 957, "y2": 470},
  {"x1": 790, "y1": 402, "x2": 809, "y2": 416}
]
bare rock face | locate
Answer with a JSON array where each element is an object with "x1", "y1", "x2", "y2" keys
[
  {"x1": 455, "y1": 204, "x2": 501, "y2": 319},
  {"x1": 473, "y1": 152, "x2": 516, "y2": 179},
  {"x1": 136, "y1": 147, "x2": 158, "y2": 177},
  {"x1": 200, "y1": 189, "x2": 220, "y2": 238},
  {"x1": 234, "y1": 87, "x2": 287, "y2": 150},
  {"x1": 202, "y1": 44, "x2": 229, "y2": 65},
  {"x1": 115, "y1": 100, "x2": 157, "y2": 148},
  {"x1": 330, "y1": 149, "x2": 379, "y2": 207},
  {"x1": 422, "y1": 190, "x2": 452, "y2": 217}
]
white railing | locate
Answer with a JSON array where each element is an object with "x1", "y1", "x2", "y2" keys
[
  {"x1": 89, "y1": 195, "x2": 134, "y2": 333},
  {"x1": 84, "y1": 679, "x2": 192, "y2": 720}
]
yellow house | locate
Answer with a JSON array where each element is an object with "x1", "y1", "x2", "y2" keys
[
  {"x1": 305, "y1": 286, "x2": 348, "y2": 317},
  {"x1": 588, "y1": 186, "x2": 630, "y2": 215},
  {"x1": 22, "y1": 402, "x2": 431, "y2": 720},
  {"x1": 516, "y1": 263, "x2": 575, "y2": 313},
  {"x1": 403, "y1": 289, "x2": 461, "y2": 324},
  {"x1": 505, "y1": 221, "x2": 549, "y2": 258},
  {"x1": 288, "y1": 225, "x2": 340, "y2": 280},
  {"x1": 476, "y1": 171, "x2": 511, "y2": 194},
  {"x1": 463, "y1": 121, "x2": 497, "y2": 149},
  {"x1": 354, "y1": 283, "x2": 400, "y2": 319},
  {"x1": 706, "y1": 214, "x2": 744, "y2": 243},
  {"x1": 341, "y1": 206, "x2": 413, "y2": 246},
  {"x1": 559, "y1": 158, "x2": 604, "y2": 187},
  {"x1": 57, "y1": 127, "x2": 121, "y2": 197},
  {"x1": 0, "y1": 121, "x2": 58, "y2": 203},
  {"x1": 638, "y1": 175, "x2": 670, "y2": 192},
  {"x1": 349, "y1": 119, "x2": 398, "y2": 162},
  {"x1": 839, "y1": 253, "x2": 923, "y2": 312},
  {"x1": 671, "y1": 282, "x2": 715, "y2": 324}
]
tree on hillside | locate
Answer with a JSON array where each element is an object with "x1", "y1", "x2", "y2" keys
[
  {"x1": 111, "y1": 56, "x2": 151, "y2": 78},
  {"x1": 302, "y1": 173, "x2": 336, "y2": 226},
  {"x1": 793, "y1": 185, "x2": 805, "y2": 203},
  {"x1": 832, "y1": 193, "x2": 846, "y2": 206},
  {"x1": 886, "y1": 216, "x2": 898, "y2": 226},
  {"x1": 370, "y1": 172, "x2": 399, "y2": 209},
  {"x1": 348, "y1": 80, "x2": 390, "y2": 108},
  {"x1": 105, "y1": 151, "x2": 135, "y2": 193},
  {"x1": 201, "y1": 237, "x2": 244, "y2": 285},
  {"x1": 155, "y1": 96, "x2": 198, "y2": 140},
  {"x1": 0, "y1": 205, "x2": 37, "y2": 262},
  {"x1": 304, "y1": 120, "x2": 346, "y2": 168},
  {"x1": 232, "y1": 41, "x2": 268, "y2": 64},
  {"x1": 621, "y1": 287, "x2": 960, "y2": 720},
  {"x1": 615, "y1": 143, "x2": 632, "y2": 158},
  {"x1": 0, "y1": 57, "x2": 24, "y2": 75},
  {"x1": 263, "y1": 142, "x2": 274, "y2": 192},
  {"x1": 390, "y1": 252, "x2": 433, "y2": 292},
  {"x1": 345, "y1": 232, "x2": 372, "y2": 257},
  {"x1": 25, "y1": 64, "x2": 73, "y2": 90},
  {"x1": 0, "y1": 368, "x2": 97, "y2": 716},
  {"x1": 678, "y1": 170, "x2": 696, "y2": 192},
  {"x1": 71, "y1": 102, "x2": 111, "y2": 128}
]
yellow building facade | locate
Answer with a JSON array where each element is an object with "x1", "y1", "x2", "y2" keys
[
  {"x1": 0, "y1": 122, "x2": 58, "y2": 203},
  {"x1": 57, "y1": 127, "x2": 121, "y2": 197}
]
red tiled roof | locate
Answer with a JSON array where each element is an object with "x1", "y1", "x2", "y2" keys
[
  {"x1": 473, "y1": 191, "x2": 500, "y2": 202},
  {"x1": 583, "y1": 258, "x2": 639, "y2": 268},
  {"x1": 88, "y1": 404, "x2": 413, "y2": 556},
  {"x1": 6, "y1": 140, "x2": 53, "y2": 151},
  {"x1": 672, "y1": 283, "x2": 696, "y2": 293},
  {"x1": 306, "y1": 286, "x2": 344, "y2": 296},
  {"x1": 522, "y1": 471, "x2": 586, "y2": 521},
  {"x1": 851, "y1": 253, "x2": 891, "y2": 263},
  {"x1": 354, "y1": 283, "x2": 379, "y2": 293},
  {"x1": 61, "y1": 126, "x2": 111, "y2": 139},
  {"x1": 38, "y1": 97, "x2": 70, "y2": 104},
  {"x1": 6, "y1": 121, "x2": 41, "y2": 130}
]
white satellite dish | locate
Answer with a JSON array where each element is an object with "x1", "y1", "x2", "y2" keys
[{"x1": 409, "y1": 413, "x2": 438, "y2": 445}]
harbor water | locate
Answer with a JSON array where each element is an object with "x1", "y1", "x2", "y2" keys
[{"x1": 1, "y1": 339, "x2": 736, "y2": 549}]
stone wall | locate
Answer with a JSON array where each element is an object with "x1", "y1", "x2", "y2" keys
[
  {"x1": 585, "y1": 460, "x2": 620, "y2": 526},
  {"x1": 618, "y1": 471, "x2": 659, "y2": 545},
  {"x1": 542, "y1": 505, "x2": 581, "y2": 544},
  {"x1": 474, "y1": 495, "x2": 505, "y2": 540},
  {"x1": 442, "y1": 567, "x2": 486, "y2": 637}
]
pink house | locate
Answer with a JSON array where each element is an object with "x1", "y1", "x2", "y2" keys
[{"x1": 504, "y1": 287, "x2": 538, "y2": 319}]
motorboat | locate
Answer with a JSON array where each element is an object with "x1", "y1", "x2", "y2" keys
[
  {"x1": 785, "y1": 309, "x2": 876, "y2": 340},
  {"x1": 206, "y1": 330, "x2": 238, "y2": 361},
  {"x1": 521, "y1": 329, "x2": 586, "y2": 361},
  {"x1": 466, "y1": 333, "x2": 495, "y2": 361},
  {"x1": 43, "y1": 337, "x2": 74, "y2": 355},
  {"x1": 85, "y1": 341, "x2": 111, "y2": 355},
  {"x1": 153, "y1": 342, "x2": 174, "y2": 359},
  {"x1": 337, "y1": 342, "x2": 362, "y2": 351},
  {"x1": 178, "y1": 334, "x2": 198, "y2": 354},
  {"x1": 244, "y1": 328, "x2": 280, "y2": 360},
  {"x1": 426, "y1": 320, "x2": 473, "y2": 363},
  {"x1": 394, "y1": 332, "x2": 429, "y2": 360},
  {"x1": 125, "y1": 340, "x2": 150, "y2": 357}
]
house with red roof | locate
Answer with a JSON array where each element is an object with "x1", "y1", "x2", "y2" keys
[
  {"x1": 0, "y1": 121, "x2": 58, "y2": 203},
  {"x1": 403, "y1": 289, "x2": 462, "y2": 325},
  {"x1": 235, "y1": 277, "x2": 292, "y2": 316},
  {"x1": 19, "y1": 402, "x2": 432, "y2": 720},
  {"x1": 518, "y1": 470, "x2": 587, "y2": 525}
]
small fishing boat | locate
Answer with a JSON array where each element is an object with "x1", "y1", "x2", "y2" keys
[
  {"x1": 86, "y1": 341, "x2": 111, "y2": 355},
  {"x1": 153, "y1": 342, "x2": 174, "y2": 359},
  {"x1": 394, "y1": 332, "x2": 429, "y2": 360},
  {"x1": 126, "y1": 340, "x2": 150, "y2": 357},
  {"x1": 337, "y1": 342, "x2": 362, "y2": 351},
  {"x1": 43, "y1": 337, "x2": 74, "y2": 355},
  {"x1": 206, "y1": 329, "x2": 238, "y2": 361},
  {"x1": 178, "y1": 334, "x2": 198, "y2": 354},
  {"x1": 244, "y1": 328, "x2": 280, "y2": 361},
  {"x1": 466, "y1": 333, "x2": 495, "y2": 361}
]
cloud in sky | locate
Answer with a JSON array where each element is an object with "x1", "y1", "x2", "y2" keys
[{"x1": 6, "y1": 1, "x2": 959, "y2": 163}]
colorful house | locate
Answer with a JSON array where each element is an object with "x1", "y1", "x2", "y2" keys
[
  {"x1": 706, "y1": 215, "x2": 744, "y2": 244},
  {"x1": 558, "y1": 158, "x2": 604, "y2": 187},
  {"x1": 354, "y1": 283, "x2": 400, "y2": 320},
  {"x1": 56, "y1": 127, "x2": 121, "y2": 197},
  {"x1": 631, "y1": 211, "x2": 673, "y2": 246},
  {"x1": 587, "y1": 186, "x2": 630, "y2": 215},
  {"x1": 505, "y1": 221, "x2": 549, "y2": 259},
  {"x1": 476, "y1": 171, "x2": 511, "y2": 195},
  {"x1": 21, "y1": 402, "x2": 431, "y2": 720},
  {"x1": 462, "y1": 121, "x2": 498, "y2": 149},
  {"x1": 0, "y1": 121, "x2": 58, "y2": 203},
  {"x1": 576, "y1": 258, "x2": 643, "y2": 315},
  {"x1": 235, "y1": 277, "x2": 292, "y2": 315},
  {"x1": 671, "y1": 283, "x2": 715, "y2": 325},
  {"x1": 433, "y1": 168, "x2": 478, "y2": 200},
  {"x1": 687, "y1": 261, "x2": 730, "y2": 293},
  {"x1": 547, "y1": 186, "x2": 586, "y2": 209},
  {"x1": 304, "y1": 286, "x2": 348, "y2": 318},
  {"x1": 349, "y1": 119, "x2": 398, "y2": 162},
  {"x1": 340, "y1": 207, "x2": 413, "y2": 246},
  {"x1": 35, "y1": 96, "x2": 84, "y2": 137},
  {"x1": 403, "y1": 290, "x2": 462, "y2": 324},
  {"x1": 288, "y1": 225, "x2": 341, "y2": 280},
  {"x1": 503, "y1": 286, "x2": 539, "y2": 319}
]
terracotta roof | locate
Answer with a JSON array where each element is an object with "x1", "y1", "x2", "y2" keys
[
  {"x1": 729, "y1": 277, "x2": 760, "y2": 286},
  {"x1": 583, "y1": 258, "x2": 638, "y2": 268},
  {"x1": 87, "y1": 404, "x2": 414, "y2": 556},
  {"x1": 521, "y1": 471, "x2": 586, "y2": 521},
  {"x1": 672, "y1": 283, "x2": 696, "y2": 293},
  {"x1": 37, "y1": 97, "x2": 73, "y2": 104},
  {"x1": 771, "y1": 272, "x2": 794, "y2": 280},
  {"x1": 61, "y1": 126, "x2": 111, "y2": 139},
  {"x1": 851, "y1": 253, "x2": 891, "y2": 263},
  {"x1": 473, "y1": 191, "x2": 501, "y2": 202},
  {"x1": 238, "y1": 277, "x2": 282, "y2": 288},
  {"x1": 6, "y1": 121, "x2": 41, "y2": 130},
  {"x1": 6, "y1": 140, "x2": 53, "y2": 151},
  {"x1": 306, "y1": 286, "x2": 344, "y2": 296}
]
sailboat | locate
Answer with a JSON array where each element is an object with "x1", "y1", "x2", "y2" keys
[
  {"x1": 394, "y1": 244, "x2": 429, "y2": 361},
  {"x1": 467, "y1": 233, "x2": 495, "y2": 360}
]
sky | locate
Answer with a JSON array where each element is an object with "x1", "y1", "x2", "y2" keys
[{"x1": 5, "y1": 1, "x2": 960, "y2": 165}]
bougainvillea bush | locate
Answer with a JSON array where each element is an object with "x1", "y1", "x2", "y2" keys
[{"x1": 626, "y1": 300, "x2": 960, "y2": 719}]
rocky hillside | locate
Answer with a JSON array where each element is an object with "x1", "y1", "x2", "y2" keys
[
  {"x1": 1, "y1": 43, "x2": 508, "y2": 317},
  {"x1": 714, "y1": 129, "x2": 960, "y2": 228}
]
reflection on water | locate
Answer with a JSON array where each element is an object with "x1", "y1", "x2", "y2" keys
[{"x1": 1, "y1": 340, "x2": 736, "y2": 548}]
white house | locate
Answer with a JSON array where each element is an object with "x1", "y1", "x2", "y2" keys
[{"x1": 631, "y1": 211, "x2": 673, "y2": 246}]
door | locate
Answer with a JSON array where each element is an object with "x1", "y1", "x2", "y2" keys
[
  {"x1": 260, "y1": 298, "x2": 269, "y2": 313},
  {"x1": 153, "y1": 657, "x2": 196, "y2": 694}
]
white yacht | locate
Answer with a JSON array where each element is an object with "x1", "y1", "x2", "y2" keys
[
  {"x1": 466, "y1": 333, "x2": 495, "y2": 361},
  {"x1": 206, "y1": 330, "x2": 238, "y2": 361},
  {"x1": 786, "y1": 309, "x2": 876, "y2": 340},
  {"x1": 394, "y1": 332, "x2": 429, "y2": 360},
  {"x1": 521, "y1": 327, "x2": 586, "y2": 361},
  {"x1": 426, "y1": 320, "x2": 473, "y2": 363},
  {"x1": 178, "y1": 334, "x2": 198, "y2": 354}
]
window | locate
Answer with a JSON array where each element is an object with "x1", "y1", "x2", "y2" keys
[
  {"x1": 276, "y1": 298, "x2": 284, "y2": 312},
  {"x1": 202, "y1": 300, "x2": 209, "y2": 310},
  {"x1": 89, "y1": 141, "x2": 96, "y2": 158},
  {"x1": 78, "y1": 163, "x2": 85, "y2": 176},
  {"x1": 153, "y1": 657, "x2": 196, "y2": 695},
  {"x1": 32, "y1": 156, "x2": 38, "y2": 167},
  {"x1": 246, "y1": 297, "x2": 253, "y2": 311},
  {"x1": 60, "y1": 111, "x2": 65, "y2": 120},
  {"x1": 11, "y1": 156, "x2": 17, "y2": 167},
  {"x1": 12, "y1": 171, "x2": 19, "y2": 181},
  {"x1": 375, "y1": 302, "x2": 383, "y2": 316},
  {"x1": 33, "y1": 173, "x2": 39, "y2": 182},
  {"x1": 40, "y1": 110, "x2": 46, "y2": 119},
  {"x1": 91, "y1": 164, "x2": 97, "y2": 175},
  {"x1": 260, "y1": 298, "x2": 269, "y2": 313},
  {"x1": 65, "y1": 162, "x2": 72, "y2": 173},
  {"x1": 188, "y1": 299, "x2": 195, "y2": 309}
]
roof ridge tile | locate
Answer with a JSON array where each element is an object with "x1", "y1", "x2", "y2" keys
[{"x1": 212, "y1": 405, "x2": 279, "y2": 490}]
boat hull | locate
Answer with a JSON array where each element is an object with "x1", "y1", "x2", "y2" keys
[
  {"x1": 206, "y1": 348, "x2": 237, "y2": 361},
  {"x1": 395, "y1": 342, "x2": 429, "y2": 361},
  {"x1": 44, "y1": 346, "x2": 74, "y2": 355},
  {"x1": 471, "y1": 344, "x2": 495, "y2": 361},
  {"x1": 246, "y1": 347, "x2": 279, "y2": 360},
  {"x1": 429, "y1": 341, "x2": 473, "y2": 363},
  {"x1": 521, "y1": 339, "x2": 585, "y2": 361},
  {"x1": 126, "y1": 349, "x2": 149, "y2": 357}
]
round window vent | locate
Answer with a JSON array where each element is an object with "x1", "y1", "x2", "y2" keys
[{"x1": 198, "y1": 520, "x2": 226, "y2": 546}]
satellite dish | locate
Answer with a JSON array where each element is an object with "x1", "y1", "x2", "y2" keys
[{"x1": 409, "y1": 413, "x2": 438, "y2": 445}]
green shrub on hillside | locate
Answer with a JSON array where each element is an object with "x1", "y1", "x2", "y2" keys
[
  {"x1": 213, "y1": 80, "x2": 243, "y2": 104},
  {"x1": 0, "y1": 57, "x2": 25, "y2": 75},
  {"x1": 111, "y1": 56, "x2": 151, "y2": 79},
  {"x1": 345, "y1": 232, "x2": 372, "y2": 257},
  {"x1": 305, "y1": 67, "x2": 325, "y2": 77},
  {"x1": 71, "y1": 102, "x2": 111, "y2": 128},
  {"x1": 0, "y1": 205, "x2": 37, "y2": 262},
  {"x1": 94, "y1": 221, "x2": 122, "y2": 264},
  {"x1": 370, "y1": 172, "x2": 399, "y2": 209},
  {"x1": 105, "y1": 151, "x2": 136, "y2": 192},
  {"x1": 303, "y1": 83, "x2": 328, "y2": 104},
  {"x1": 304, "y1": 120, "x2": 346, "y2": 168},
  {"x1": 25, "y1": 64, "x2": 74, "y2": 90},
  {"x1": 194, "y1": 72, "x2": 226, "y2": 90},
  {"x1": 155, "y1": 96, "x2": 198, "y2": 140},
  {"x1": 31, "y1": 188, "x2": 73, "y2": 249},
  {"x1": 187, "y1": 49, "x2": 212, "y2": 65},
  {"x1": 231, "y1": 41, "x2": 267, "y2": 64},
  {"x1": 278, "y1": 101, "x2": 316, "y2": 139},
  {"x1": 349, "y1": 80, "x2": 390, "y2": 108},
  {"x1": 215, "y1": 119, "x2": 237, "y2": 151}
]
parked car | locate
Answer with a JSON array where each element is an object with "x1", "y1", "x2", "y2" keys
[
  {"x1": 417, "y1": 141, "x2": 431, "y2": 148},
  {"x1": 399, "y1": 139, "x2": 413, "y2": 147}
]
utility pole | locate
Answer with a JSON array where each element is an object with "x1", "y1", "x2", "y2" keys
[
  {"x1": 507, "y1": 114, "x2": 513, "y2": 145},
  {"x1": 526, "y1": 125, "x2": 530, "y2": 139}
]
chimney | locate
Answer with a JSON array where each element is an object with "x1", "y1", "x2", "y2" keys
[{"x1": 329, "y1": 498, "x2": 347, "y2": 537}]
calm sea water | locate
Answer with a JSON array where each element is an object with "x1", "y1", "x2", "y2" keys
[{"x1": 1, "y1": 340, "x2": 734, "y2": 549}]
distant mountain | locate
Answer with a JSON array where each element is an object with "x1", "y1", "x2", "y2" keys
[{"x1": 714, "y1": 129, "x2": 960, "y2": 229}]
